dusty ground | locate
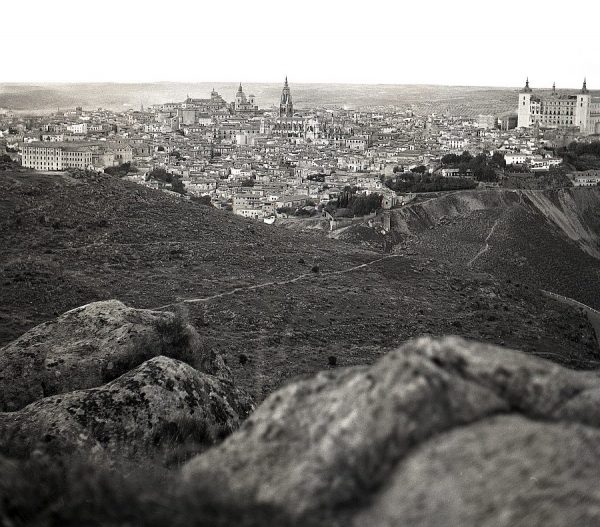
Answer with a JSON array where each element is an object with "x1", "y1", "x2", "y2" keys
[{"x1": 1, "y1": 171, "x2": 598, "y2": 402}]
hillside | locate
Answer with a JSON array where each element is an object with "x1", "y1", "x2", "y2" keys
[
  {"x1": 1, "y1": 171, "x2": 599, "y2": 403},
  {"x1": 276, "y1": 187, "x2": 600, "y2": 318},
  {"x1": 338, "y1": 188, "x2": 600, "y2": 311}
]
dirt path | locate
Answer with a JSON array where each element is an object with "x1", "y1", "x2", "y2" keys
[
  {"x1": 467, "y1": 217, "x2": 501, "y2": 268},
  {"x1": 154, "y1": 254, "x2": 402, "y2": 311},
  {"x1": 541, "y1": 289, "x2": 600, "y2": 350}
]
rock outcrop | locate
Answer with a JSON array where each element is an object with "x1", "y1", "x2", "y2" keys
[
  {"x1": 182, "y1": 336, "x2": 600, "y2": 525},
  {"x1": 0, "y1": 356, "x2": 251, "y2": 458},
  {"x1": 0, "y1": 300, "x2": 230, "y2": 411}
]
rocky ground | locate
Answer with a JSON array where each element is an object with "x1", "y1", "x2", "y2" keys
[
  {"x1": 3, "y1": 327, "x2": 600, "y2": 525},
  {"x1": 3, "y1": 171, "x2": 600, "y2": 525}
]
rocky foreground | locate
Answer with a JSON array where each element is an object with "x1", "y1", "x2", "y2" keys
[{"x1": 2, "y1": 301, "x2": 600, "y2": 526}]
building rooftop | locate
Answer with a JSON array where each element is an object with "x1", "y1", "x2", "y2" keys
[{"x1": 23, "y1": 141, "x2": 101, "y2": 151}]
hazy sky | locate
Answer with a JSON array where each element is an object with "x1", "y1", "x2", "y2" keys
[{"x1": 5, "y1": 0, "x2": 598, "y2": 88}]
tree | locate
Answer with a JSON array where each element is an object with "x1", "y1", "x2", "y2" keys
[
  {"x1": 460, "y1": 151, "x2": 473, "y2": 163},
  {"x1": 191, "y1": 195, "x2": 213, "y2": 206},
  {"x1": 170, "y1": 178, "x2": 186, "y2": 195},
  {"x1": 441, "y1": 153, "x2": 460, "y2": 166},
  {"x1": 147, "y1": 167, "x2": 171, "y2": 183},
  {"x1": 490, "y1": 152, "x2": 506, "y2": 168},
  {"x1": 104, "y1": 162, "x2": 136, "y2": 177},
  {"x1": 241, "y1": 178, "x2": 255, "y2": 187}
]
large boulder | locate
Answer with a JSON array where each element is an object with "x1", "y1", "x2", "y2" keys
[
  {"x1": 0, "y1": 300, "x2": 230, "y2": 411},
  {"x1": 0, "y1": 356, "x2": 251, "y2": 459},
  {"x1": 182, "y1": 336, "x2": 600, "y2": 525},
  {"x1": 355, "y1": 415, "x2": 600, "y2": 527}
]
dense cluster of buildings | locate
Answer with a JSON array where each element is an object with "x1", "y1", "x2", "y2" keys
[{"x1": 2, "y1": 77, "x2": 598, "y2": 221}]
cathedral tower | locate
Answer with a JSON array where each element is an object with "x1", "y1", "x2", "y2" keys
[{"x1": 279, "y1": 76, "x2": 293, "y2": 118}]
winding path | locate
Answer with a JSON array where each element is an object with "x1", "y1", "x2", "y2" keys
[
  {"x1": 153, "y1": 254, "x2": 402, "y2": 311},
  {"x1": 541, "y1": 289, "x2": 600, "y2": 351},
  {"x1": 467, "y1": 218, "x2": 501, "y2": 268}
]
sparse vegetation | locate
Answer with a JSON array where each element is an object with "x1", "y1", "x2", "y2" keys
[
  {"x1": 557, "y1": 141, "x2": 600, "y2": 171},
  {"x1": 146, "y1": 168, "x2": 186, "y2": 195},
  {"x1": 104, "y1": 162, "x2": 137, "y2": 177},
  {"x1": 386, "y1": 173, "x2": 477, "y2": 192},
  {"x1": 501, "y1": 168, "x2": 573, "y2": 190},
  {"x1": 0, "y1": 453, "x2": 300, "y2": 527},
  {"x1": 102, "y1": 310, "x2": 198, "y2": 382}
]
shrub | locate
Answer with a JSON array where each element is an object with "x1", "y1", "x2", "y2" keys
[
  {"x1": 0, "y1": 453, "x2": 300, "y2": 527},
  {"x1": 328, "y1": 355, "x2": 337, "y2": 367},
  {"x1": 102, "y1": 310, "x2": 199, "y2": 382},
  {"x1": 152, "y1": 415, "x2": 231, "y2": 466}
]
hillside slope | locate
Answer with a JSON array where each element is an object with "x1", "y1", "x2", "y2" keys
[
  {"x1": 1, "y1": 172, "x2": 598, "y2": 401},
  {"x1": 339, "y1": 188, "x2": 600, "y2": 311}
]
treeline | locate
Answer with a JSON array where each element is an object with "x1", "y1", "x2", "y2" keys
[
  {"x1": 557, "y1": 141, "x2": 600, "y2": 171},
  {"x1": 146, "y1": 168, "x2": 186, "y2": 195},
  {"x1": 386, "y1": 173, "x2": 477, "y2": 193},
  {"x1": 104, "y1": 162, "x2": 137, "y2": 177},
  {"x1": 327, "y1": 188, "x2": 383, "y2": 217},
  {"x1": 441, "y1": 151, "x2": 505, "y2": 181}
]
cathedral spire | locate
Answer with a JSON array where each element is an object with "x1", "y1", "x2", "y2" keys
[
  {"x1": 523, "y1": 77, "x2": 532, "y2": 93},
  {"x1": 279, "y1": 76, "x2": 293, "y2": 118},
  {"x1": 581, "y1": 77, "x2": 588, "y2": 94}
]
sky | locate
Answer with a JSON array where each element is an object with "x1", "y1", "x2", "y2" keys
[{"x1": 4, "y1": 0, "x2": 599, "y2": 88}]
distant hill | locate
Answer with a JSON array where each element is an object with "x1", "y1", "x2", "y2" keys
[
  {"x1": 0, "y1": 82, "x2": 523, "y2": 116},
  {"x1": 1, "y1": 171, "x2": 598, "y2": 403}
]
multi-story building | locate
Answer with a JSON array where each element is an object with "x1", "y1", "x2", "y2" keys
[
  {"x1": 21, "y1": 141, "x2": 132, "y2": 171},
  {"x1": 517, "y1": 79, "x2": 600, "y2": 134},
  {"x1": 21, "y1": 142, "x2": 95, "y2": 170}
]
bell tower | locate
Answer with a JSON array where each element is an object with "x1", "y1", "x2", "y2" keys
[{"x1": 517, "y1": 77, "x2": 533, "y2": 128}]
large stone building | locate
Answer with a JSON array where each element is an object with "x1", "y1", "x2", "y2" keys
[
  {"x1": 517, "y1": 79, "x2": 600, "y2": 134},
  {"x1": 181, "y1": 90, "x2": 228, "y2": 112},
  {"x1": 233, "y1": 84, "x2": 258, "y2": 112},
  {"x1": 21, "y1": 141, "x2": 132, "y2": 171},
  {"x1": 266, "y1": 78, "x2": 320, "y2": 140},
  {"x1": 21, "y1": 142, "x2": 95, "y2": 170}
]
